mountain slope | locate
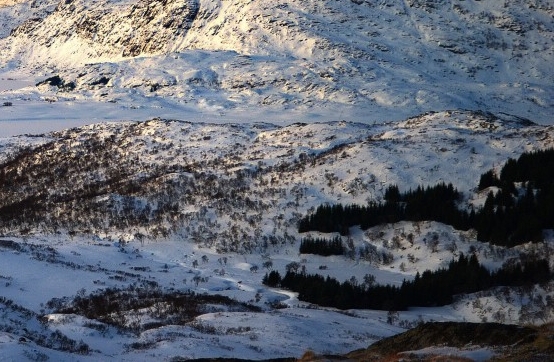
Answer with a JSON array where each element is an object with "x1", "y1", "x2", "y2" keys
[
  {"x1": 0, "y1": 110, "x2": 553, "y2": 251},
  {"x1": 1, "y1": 0, "x2": 553, "y2": 125}
]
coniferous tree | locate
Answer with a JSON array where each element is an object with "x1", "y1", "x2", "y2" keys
[
  {"x1": 478, "y1": 169, "x2": 499, "y2": 190},
  {"x1": 262, "y1": 271, "x2": 282, "y2": 287},
  {"x1": 299, "y1": 148, "x2": 554, "y2": 247},
  {"x1": 273, "y1": 255, "x2": 550, "y2": 311}
]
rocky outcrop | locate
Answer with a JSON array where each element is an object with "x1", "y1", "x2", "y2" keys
[{"x1": 10, "y1": 0, "x2": 199, "y2": 58}]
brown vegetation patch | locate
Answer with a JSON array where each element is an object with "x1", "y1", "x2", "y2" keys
[{"x1": 344, "y1": 322, "x2": 554, "y2": 362}]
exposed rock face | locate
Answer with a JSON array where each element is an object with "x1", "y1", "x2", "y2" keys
[
  {"x1": 6, "y1": 0, "x2": 554, "y2": 63},
  {"x1": 10, "y1": 0, "x2": 199, "y2": 58}
]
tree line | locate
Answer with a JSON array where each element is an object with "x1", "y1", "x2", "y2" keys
[
  {"x1": 299, "y1": 148, "x2": 554, "y2": 247},
  {"x1": 263, "y1": 254, "x2": 551, "y2": 311},
  {"x1": 476, "y1": 148, "x2": 554, "y2": 245},
  {"x1": 298, "y1": 182, "x2": 472, "y2": 237},
  {"x1": 299, "y1": 236, "x2": 344, "y2": 256}
]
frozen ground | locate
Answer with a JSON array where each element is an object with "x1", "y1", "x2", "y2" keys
[
  {"x1": 0, "y1": 234, "x2": 406, "y2": 360},
  {"x1": 0, "y1": 111, "x2": 552, "y2": 360},
  {"x1": 1, "y1": 231, "x2": 551, "y2": 361}
]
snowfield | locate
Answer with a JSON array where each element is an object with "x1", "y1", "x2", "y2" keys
[{"x1": 0, "y1": 230, "x2": 551, "y2": 361}]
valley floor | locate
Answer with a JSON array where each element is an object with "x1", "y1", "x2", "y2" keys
[{"x1": 0, "y1": 232, "x2": 552, "y2": 361}]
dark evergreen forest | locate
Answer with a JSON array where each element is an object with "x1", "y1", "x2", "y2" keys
[
  {"x1": 299, "y1": 236, "x2": 344, "y2": 256},
  {"x1": 298, "y1": 148, "x2": 554, "y2": 247},
  {"x1": 263, "y1": 255, "x2": 550, "y2": 311},
  {"x1": 284, "y1": 149, "x2": 554, "y2": 311}
]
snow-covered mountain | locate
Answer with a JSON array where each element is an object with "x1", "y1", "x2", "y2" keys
[
  {"x1": 1, "y1": 0, "x2": 553, "y2": 128},
  {"x1": 0, "y1": 0, "x2": 554, "y2": 359}
]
